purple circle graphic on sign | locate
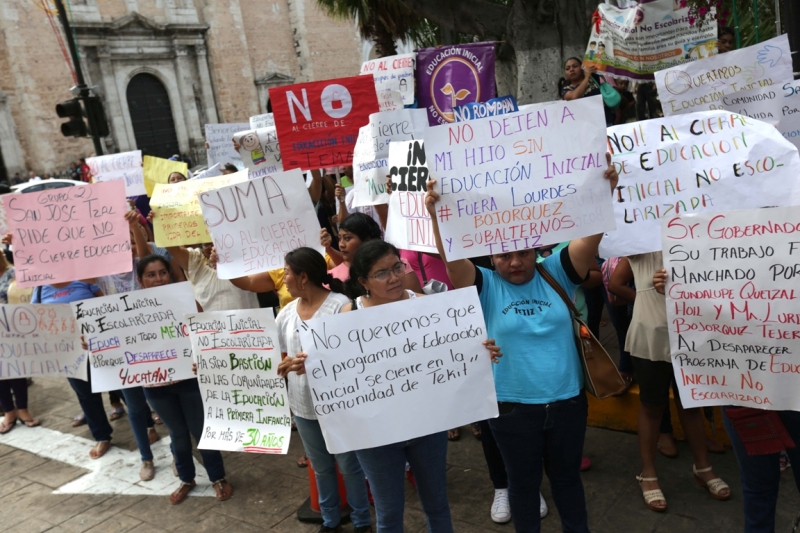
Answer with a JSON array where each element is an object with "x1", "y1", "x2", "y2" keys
[{"x1": 430, "y1": 58, "x2": 482, "y2": 123}]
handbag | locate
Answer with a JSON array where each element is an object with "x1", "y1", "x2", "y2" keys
[
  {"x1": 536, "y1": 264, "x2": 627, "y2": 399},
  {"x1": 593, "y1": 74, "x2": 621, "y2": 109},
  {"x1": 724, "y1": 407, "x2": 796, "y2": 455}
]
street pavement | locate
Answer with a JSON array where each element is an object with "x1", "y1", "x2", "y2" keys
[{"x1": 0, "y1": 325, "x2": 798, "y2": 533}]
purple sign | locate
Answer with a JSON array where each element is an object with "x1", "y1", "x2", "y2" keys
[{"x1": 416, "y1": 42, "x2": 496, "y2": 126}]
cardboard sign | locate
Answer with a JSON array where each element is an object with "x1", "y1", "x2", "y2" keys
[
  {"x1": 193, "y1": 163, "x2": 222, "y2": 180},
  {"x1": 188, "y1": 309, "x2": 290, "y2": 454},
  {"x1": 298, "y1": 288, "x2": 498, "y2": 454},
  {"x1": 0, "y1": 304, "x2": 87, "y2": 380},
  {"x1": 424, "y1": 96, "x2": 615, "y2": 261},
  {"x1": 5, "y1": 180, "x2": 132, "y2": 288},
  {"x1": 143, "y1": 156, "x2": 189, "y2": 196},
  {"x1": 205, "y1": 123, "x2": 249, "y2": 170},
  {"x1": 249, "y1": 113, "x2": 275, "y2": 130},
  {"x1": 663, "y1": 206, "x2": 800, "y2": 410},
  {"x1": 71, "y1": 282, "x2": 197, "y2": 392},
  {"x1": 233, "y1": 127, "x2": 282, "y2": 173},
  {"x1": 269, "y1": 75, "x2": 379, "y2": 170},
  {"x1": 361, "y1": 53, "x2": 416, "y2": 106},
  {"x1": 86, "y1": 150, "x2": 145, "y2": 196},
  {"x1": 199, "y1": 168, "x2": 323, "y2": 279},
  {"x1": 583, "y1": 0, "x2": 718, "y2": 81},
  {"x1": 150, "y1": 170, "x2": 248, "y2": 247},
  {"x1": 656, "y1": 35, "x2": 793, "y2": 116},
  {"x1": 600, "y1": 110, "x2": 800, "y2": 258}
]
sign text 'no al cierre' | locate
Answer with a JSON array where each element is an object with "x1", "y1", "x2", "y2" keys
[
  {"x1": 4, "y1": 180, "x2": 132, "y2": 288},
  {"x1": 86, "y1": 150, "x2": 145, "y2": 197}
]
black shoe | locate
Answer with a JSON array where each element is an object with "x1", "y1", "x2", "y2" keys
[
  {"x1": 317, "y1": 525, "x2": 342, "y2": 533},
  {"x1": 354, "y1": 527, "x2": 374, "y2": 533}
]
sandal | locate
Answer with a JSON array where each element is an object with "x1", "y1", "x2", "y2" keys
[
  {"x1": 71, "y1": 413, "x2": 86, "y2": 427},
  {"x1": 148, "y1": 427, "x2": 161, "y2": 444},
  {"x1": 19, "y1": 417, "x2": 40, "y2": 428},
  {"x1": 636, "y1": 474, "x2": 667, "y2": 512},
  {"x1": 152, "y1": 414, "x2": 163, "y2": 425},
  {"x1": 297, "y1": 454, "x2": 308, "y2": 468},
  {"x1": 693, "y1": 465, "x2": 731, "y2": 500},
  {"x1": 447, "y1": 428, "x2": 461, "y2": 441},
  {"x1": 0, "y1": 419, "x2": 16, "y2": 434},
  {"x1": 89, "y1": 440, "x2": 111, "y2": 459},
  {"x1": 169, "y1": 480, "x2": 196, "y2": 505},
  {"x1": 107, "y1": 406, "x2": 125, "y2": 421},
  {"x1": 471, "y1": 423, "x2": 482, "y2": 440},
  {"x1": 212, "y1": 478, "x2": 234, "y2": 501}
]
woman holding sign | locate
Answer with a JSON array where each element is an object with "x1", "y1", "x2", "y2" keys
[
  {"x1": 134, "y1": 254, "x2": 234, "y2": 504},
  {"x1": 275, "y1": 247, "x2": 374, "y2": 533},
  {"x1": 424, "y1": 156, "x2": 618, "y2": 533}
]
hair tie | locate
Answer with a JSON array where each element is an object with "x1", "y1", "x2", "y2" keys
[{"x1": 324, "y1": 273, "x2": 335, "y2": 285}]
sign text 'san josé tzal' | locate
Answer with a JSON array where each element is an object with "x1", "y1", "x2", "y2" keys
[
  {"x1": 71, "y1": 282, "x2": 197, "y2": 392},
  {"x1": 663, "y1": 206, "x2": 800, "y2": 411},
  {"x1": 188, "y1": 309, "x2": 290, "y2": 454},
  {"x1": 4, "y1": 180, "x2": 131, "y2": 288}
]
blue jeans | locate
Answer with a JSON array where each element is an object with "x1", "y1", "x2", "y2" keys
[
  {"x1": 68, "y1": 370, "x2": 112, "y2": 442},
  {"x1": 143, "y1": 380, "x2": 225, "y2": 483},
  {"x1": 294, "y1": 416, "x2": 371, "y2": 529},
  {"x1": 356, "y1": 432, "x2": 452, "y2": 533},
  {"x1": 489, "y1": 394, "x2": 589, "y2": 533},
  {"x1": 722, "y1": 408, "x2": 800, "y2": 533},
  {"x1": 120, "y1": 387, "x2": 154, "y2": 461}
]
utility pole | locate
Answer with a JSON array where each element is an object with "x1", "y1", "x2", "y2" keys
[{"x1": 53, "y1": 0, "x2": 105, "y2": 155}]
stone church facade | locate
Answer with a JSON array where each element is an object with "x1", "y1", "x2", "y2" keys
[{"x1": 0, "y1": 0, "x2": 383, "y2": 179}]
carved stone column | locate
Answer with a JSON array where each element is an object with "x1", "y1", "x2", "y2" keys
[{"x1": 194, "y1": 42, "x2": 219, "y2": 124}]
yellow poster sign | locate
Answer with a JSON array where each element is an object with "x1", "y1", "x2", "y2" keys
[
  {"x1": 150, "y1": 170, "x2": 248, "y2": 246},
  {"x1": 143, "y1": 156, "x2": 189, "y2": 196}
]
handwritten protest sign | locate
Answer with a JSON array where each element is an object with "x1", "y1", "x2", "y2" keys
[
  {"x1": 361, "y1": 53, "x2": 416, "y2": 106},
  {"x1": 383, "y1": 140, "x2": 436, "y2": 252},
  {"x1": 150, "y1": 170, "x2": 248, "y2": 247},
  {"x1": 584, "y1": 0, "x2": 717, "y2": 80},
  {"x1": 299, "y1": 288, "x2": 497, "y2": 454},
  {"x1": 377, "y1": 90, "x2": 404, "y2": 112},
  {"x1": 143, "y1": 156, "x2": 188, "y2": 196},
  {"x1": 205, "y1": 123, "x2": 249, "y2": 170},
  {"x1": 71, "y1": 282, "x2": 196, "y2": 392},
  {"x1": 453, "y1": 95, "x2": 518, "y2": 122},
  {"x1": 663, "y1": 206, "x2": 800, "y2": 410},
  {"x1": 193, "y1": 163, "x2": 222, "y2": 180},
  {"x1": 0, "y1": 304, "x2": 86, "y2": 380},
  {"x1": 269, "y1": 75, "x2": 379, "y2": 170},
  {"x1": 656, "y1": 34, "x2": 793, "y2": 116},
  {"x1": 4, "y1": 180, "x2": 131, "y2": 288},
  {"x1": 0, "y1": 200, "x2": 8, "y2": 237},
  {"x1": 199, "y1": 168, "x2": 322, "y2": 278},
  {"x1": 713, "y1": 80, "x2": 800, "y2": 152},
  {"x1": 188, "y1": 309, "x2": 290, "y2": 453},
  {"x1": 249, "y1": 113, "x2": 275, "y2": 130},
  {"x1": 600, "y1": 110, "x2": 800, "y2": 258},
  {"x1": 232, "y1": 127, "x2": 282, "y2": 172},
  {"x1": 424, "y1": 96, "x2": 615, "y2": 261},
  {"x1": 86, "y1": 150, "x2": 145, "y2": 196}
]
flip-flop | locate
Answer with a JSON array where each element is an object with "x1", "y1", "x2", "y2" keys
[
  {"x1": 71, "y1": 413, "x2": 86, "y2": 427},
  {"x1": 19, "y1": 418, "x2": 40, "y2": 428},
  {"x1": 107, "y1": 407, "x2": 125, "y2": 421},
  {"x1": 90, "y1": 441, "x2": 111, "y2": 459},
  {"x1": 169, "y1": 480, "x2": 196, "y2": 505},
  {"x1": 0, "y1": 419, "x2": 16, "y2": 434},
  {"x1": 447, "y1": 428, "x2": 461, "y2": 441}
]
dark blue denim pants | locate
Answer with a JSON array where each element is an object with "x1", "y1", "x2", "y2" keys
[{"x1": 68, "y1": 370, "x2": 112, "y2": 442}]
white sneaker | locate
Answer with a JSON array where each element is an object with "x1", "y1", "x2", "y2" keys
[
  {"x1": 491, "y1": 488, "x2": 511, "y2": 523},
  {"x1": 540, "y1": 492, "x2": 548, "y2": 518}
]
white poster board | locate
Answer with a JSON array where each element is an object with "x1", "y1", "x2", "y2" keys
[
  {"x1": 86, "y1": 150, "x2": 145, "y2": 197},
  {"x1": 199, "y1": 168, "x2": 323, "y2": 279},
  {"x1": 424, "y1": 96, "x2": 615, "y2": 260},
  {"x1": 0, "y1": 304, "x2": 87, "y2": 380},
  {"x1": 361, "y1": 53, "x2": 416, "y2": 106},
  {"x1": 249, "y1": 113, "x2": 275, "y2": 130},
  {"x1": 205, "y1": 123, "x2": 249, "y2": 170},
  {"x1": 71, "y1": 282, "x2": 197, "y2": 392},
  {"x1": 188, "y1": 308, "x2": 290, "y2": 454},
  {"x1": 298, "y1": 288, "x2": 498, "y2": 454},
  {"x1": 233, "y1": 127, "x2": 282, "y2": 173},
  {"x1": 663, "y1": 206, "x2": 800, "y2": 410},
  {"x1": 656, "y1": 35, "x2": 793, "y2": 116},
  {"x1": 600, "y1": 110, "x2": 800, "y2": 257}
]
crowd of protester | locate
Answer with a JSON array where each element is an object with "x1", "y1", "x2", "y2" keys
[{"x1": 0, "y1": 24, "x2": 797, "y2": 533}]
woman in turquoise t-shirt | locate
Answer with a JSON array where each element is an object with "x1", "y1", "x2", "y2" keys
[{"x1": 424, "y1": 158, "x2": 619, "y2": 533}]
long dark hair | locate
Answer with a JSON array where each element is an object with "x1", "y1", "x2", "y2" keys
[
  {"x1": 557, "y1": 56, "x2": 585, "y2": 98},
  {"x1": 137, "y1": 254, "x2": 172, "y2": 280},
  {"x1": 339, "y1": 212, "x2": 382, "y2": 241},
  {"x1": 285, "y1": 247, "x2": 345, "y2": 294},
  {"x1": 345, "y1": 240, "x2": 401, "y2": 297}
]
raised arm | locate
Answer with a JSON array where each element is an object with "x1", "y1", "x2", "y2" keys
[
  {"x1": 424, "y1": 179, "x2": 475, "y2": 288},
  {"x1": 567, "y1": 153, "x2": 619, "y2": 278},
  {"x1": 125, "y1": 210, "x2": 152, "y2": 260},
  {"x1": 307, "y1": 169, "x2": 323, "y2": 205},
  {"x1": 228, "y1": 272, "x2": 276, "y2": 293}
]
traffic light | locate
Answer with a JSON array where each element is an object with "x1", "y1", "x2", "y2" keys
[
  {"x1": 56, "y1": 98, "x2": 87, "y2": 137},
  {"x1": 84, "y1": 96, "x2": 110, "y2": 138}
]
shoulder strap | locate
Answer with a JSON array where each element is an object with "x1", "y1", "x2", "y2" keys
[
  {"x1": 351, "y1": 297, "x2": 358, "y2": 311},
  {"x1": 536, "y1": 263, "x2": 581, "y2": 318},
  {"x1": 35, "y1": 285, "x2": 42, "y2": 304},
  {"x1": 417, "y1": 252, "x2": 428, "y2": 284}
]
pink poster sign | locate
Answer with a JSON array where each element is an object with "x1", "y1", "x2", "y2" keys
[{"x1": 3, "y1": 181, "x2": 132, "y2": 288}]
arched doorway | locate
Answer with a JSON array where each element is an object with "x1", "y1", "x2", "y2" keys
[{"x1": 126, "y1": 73, "x2": 180, "y2": 159}]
